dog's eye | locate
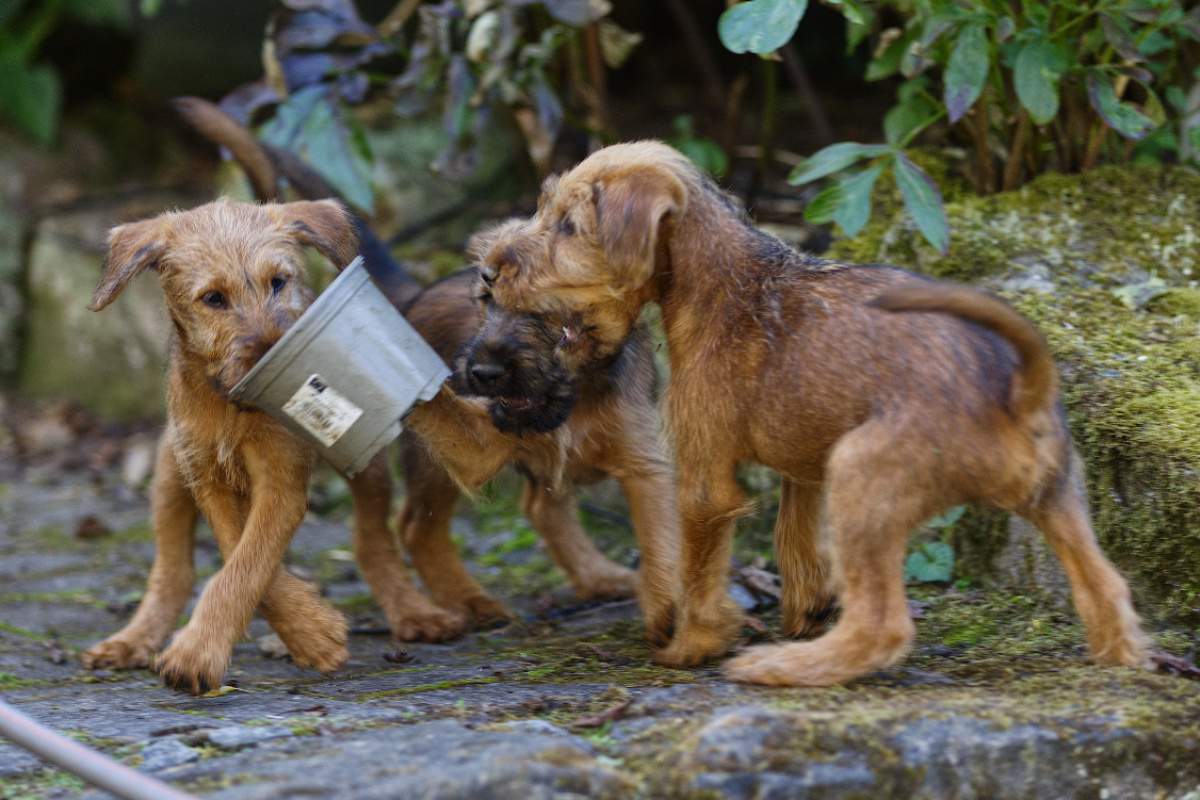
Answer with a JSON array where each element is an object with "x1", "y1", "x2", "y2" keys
[
  {"x1": 558, "y1": 217, "x2": 575, "y2": 236},
  {"x1": 201, "y1": 291, "x2": 227, "y2": 309},
  {"x1": 475, "y1": 290, "x2": 492, "y2": 305},
  {"x1": 270, "y1": 275, "x2": 287, "y2": 293}
]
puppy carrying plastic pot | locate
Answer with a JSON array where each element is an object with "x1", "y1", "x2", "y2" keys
[{"x1": 231, "y1": 255, "x2": 451, "y2": 477}]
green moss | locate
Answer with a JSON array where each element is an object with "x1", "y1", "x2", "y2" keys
[
  {"x1": 832, "y1": 165, "x2": 1200, "y2": 285},
  {"x1": 1009, "y1": 289, "x2": 1200, "y2": 615}
]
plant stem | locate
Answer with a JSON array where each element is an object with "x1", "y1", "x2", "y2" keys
[
  {"x1": 1003, "y1": 107, "x2": 1030, "y2": 190},
  {"x1": 750, "y1": 56, "x2": 779, "y2": 208},
  {"x1": 377, "y1": 0, "x2": 422, "y2": 38},
  {"x1": 971, "y1": 95, "x2": 996, "y2": 194},
  {"x1": 662, "y1": 0, "x2": 728, "y2": 108},
  {"x1": 583, "y1": 23, "x2": 612, "y2": 135},
  {"x1": 1081, "y1": 119, "x2": 1107, "y2": 171},
  {"x1": 781, "y1": 44, "x2": 835, "y2": 147}
]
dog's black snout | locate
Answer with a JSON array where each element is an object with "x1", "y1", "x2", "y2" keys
[{"x1": 469, "y1": 360, "x2": 506, "y2": 389}]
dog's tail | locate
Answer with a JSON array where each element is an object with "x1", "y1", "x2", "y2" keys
[
  {"x1": 868, "y1": 284, "x2": 1056, "y2": 418},
  {"x1": 171, "y1": 96, "x2": 422, "y2": 310}
]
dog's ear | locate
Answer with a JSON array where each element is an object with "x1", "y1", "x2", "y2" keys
[
  {"x1": 466, "y1": 218, "x2": 524, "y2": 263},
  {"x1": 271, "y1": 199, "x2": 360, "y2": 270},
  {"x1": 90, "y1": 218, "x2": 167, "y2": 312},
  {"x1": 594, "y1": 166, "x2": 685, "y2": 289}
]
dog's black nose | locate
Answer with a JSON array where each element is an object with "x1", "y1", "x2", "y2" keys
[{"x1": 469, "y1": 360, "x2": 505, "y2": 388}]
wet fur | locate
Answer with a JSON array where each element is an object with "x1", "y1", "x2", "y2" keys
[
  {"x1": 478, "y1": 141, "x2": 1151, "y2": 686},
  {"x1": 78, "y1": 199, "x2": 463, "y2": 694}
]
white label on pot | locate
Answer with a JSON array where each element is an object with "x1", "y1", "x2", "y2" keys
[{"x1": 282, "y1": 374, "x2": 363, "y2": 448}]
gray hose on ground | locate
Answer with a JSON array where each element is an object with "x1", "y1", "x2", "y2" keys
[{"x1": 0, "y1": 698, "x2": 197, "y2": 800}]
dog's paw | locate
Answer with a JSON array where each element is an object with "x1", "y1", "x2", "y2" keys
[
  {"x1": 654, "y1": 628, "x2": 731, "y2": 668},
  {"x1": 572, "y1": 565, "x2": 638, "y2": 602},
  {"x1": 642, "y1": 603, "x2": 677, "y2": 650},
  {"x1": 723, "y1": 644, "x2": 809, "y2": 686},
  {"x1": 459, "y1": 594, "x2": 513, "y2": 626},
  {"x1": 782, "y1": 595, "x2": 840, "y2": 639},
  {"x1": 79, "y1": 638, "x2": 155, "y2": 671},
  {"x1": 154, "y1": 635, "x2": 231, "y2": 696},
  {"x1": 269, "y1": 600, "x2": 348, "y2": 674},
  {"x1": 391, "y1": 607, "x2": 468, "y2": 643}
]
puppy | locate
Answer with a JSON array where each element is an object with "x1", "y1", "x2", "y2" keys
[
  {"x1": 172, "y1": 97, "x2": 681, "y2": 642},
  {"x1": 80, "y1": 199, "x2": 460, "y2": 694},
  {"x1": 474, "y1": 140, "x2": 1151, "y2": 686}
]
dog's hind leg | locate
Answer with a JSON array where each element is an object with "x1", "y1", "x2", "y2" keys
[
  {"x1": 397, "y1": 434, "x2": 510, "y2": 626},
  {"x1": 1019, "y1": 457, "x2": 1149, "y2": 668},
  {"x1": 655, "y1": 461, "x2": 746, "y2": 668},
  {"x1": 776, "y1": 477, "x2": 839, "y2": 638},
  {"x1": 81, "y1": 436, "x2": 198, "y2": 670},
  {"x1": 351, "y1": 451, "x2": 468, "y2": 641},
  {"x1": 725, "y1": 422, "x2": 925, "y2": 686}
]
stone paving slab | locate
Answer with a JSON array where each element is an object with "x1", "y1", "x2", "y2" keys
[{"x1": 3, "y1": 464, "x2": 1200, "y2": 799}]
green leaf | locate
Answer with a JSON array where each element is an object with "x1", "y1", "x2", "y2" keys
[
  {"x1": 925, "y1": 505, "x2": 966, "y2": 528},
  {"x1": 0, "y1": 0, "x2": 22, "y2": 26},
  {"x1": 944, "y1": 23, "x2": 989, "y2": 124},
  {"x1": 303, "y1": 100, "x2": 375, "y2": 213},
  {"x1": 718, "y1": 0, "x2": 807, "y2": 55},
  {"x1": 64, "y1": 0, "x2": 130, "y2": 27},
  {"x1": 884, "y1": 93, "x2": 940, "y2": 145},
  {"x1": 260, "y1": 84, "x2": 327, "y2": 149},
  {"x1": 1014, "y1": 37, "x2": 1067, "y2": 125},
  {"x1": 825, "y1": 0, "x2": 864, "y2": 26},
  {"x1": 1166, "y1": 85, "x2": 1189, "y2": 114},
  {"x1": 787, "y1": 141, "x2": 892, "y2": 184},
  {"x1": 261, "y1": 86, "x2": 375, "y2": 212},
  {"x1": 904, "y1": 541, "x2": 954, "y2": 583},
  {"x1": 833, "y1": 163, "x2": 884, "y2": 237},
  {"x1": 894, "y1": 153, "x2": 949, "y2": 254},
  {"x1": 865, "y1": 30, "x2": 912, "y2": 81},
  {"x1": 804, "y1": 184, "x2": 843, "y2": 224},
  {"x1": 0, "y1": 55, "x2": 61, "y2": 145},
  {"x1": 543, "y1": 0, "x2": 611, "y2": 26},
  {"x1": 995, "y1": 16, "x2": 1015, "y2": 43},
  {"x1": 1086, "y1": 70, "x2": 1155, "y2": 140},
  {"x1": 668, "y1": 115, "x2": 728, "y2": 177}
]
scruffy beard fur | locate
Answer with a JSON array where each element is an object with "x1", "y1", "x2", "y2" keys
[{"x1": 455, "y1": 295, "x2": 582, "y2": 434}]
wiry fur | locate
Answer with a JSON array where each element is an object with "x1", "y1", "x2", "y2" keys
[
  {"x1": 79, "y1": 199, "x2": 462, "y2": 694},
  {"x1": 479, "y1": 141, "x2": 1150, "y2": 686}
]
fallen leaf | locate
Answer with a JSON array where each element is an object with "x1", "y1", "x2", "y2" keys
[
  {"x1": 1150, "y1": 651, "x2": 1200, "y2": 680},
  {"x1": 571, "y1": 698, "x2": 633, "y2": 729},
  {"x1": 74, "y1": 514, "x2": 111, "y2": 539}
]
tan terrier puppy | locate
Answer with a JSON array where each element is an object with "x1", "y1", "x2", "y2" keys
[
  {"x1": 476, "y1": 141, "x2": 1151, "y2": 686},
  {"x1": 80, "y1": 199, "x2": 460, "y2": 694}
]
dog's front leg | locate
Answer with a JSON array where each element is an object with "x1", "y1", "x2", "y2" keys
[
  {"x1": 404, "y1": 386, "x2": 514, "y2": 490},
  {"x1": 655, "y1": 463, "x2": 746, "y2": 668},
  {"x1": 156, "y1": 446, "x2": 343, "y2": 693},
  {"x1": 81, "y1": 436, "x2": 197, "y2": 670},
  {"x1": 618, "y1": 468, "x2": 682, "y2": 649}
]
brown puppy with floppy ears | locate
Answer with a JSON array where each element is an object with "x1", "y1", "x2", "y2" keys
[
  {"x1": 80, "y1": 199, "x2": 463, "y2": 694},
  {"x1": 170, "y1": 96, "x2": 681, "y2": 642},
  {"x1": 476, "y1": 140, "x2": 1151, "y2": 686}
]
